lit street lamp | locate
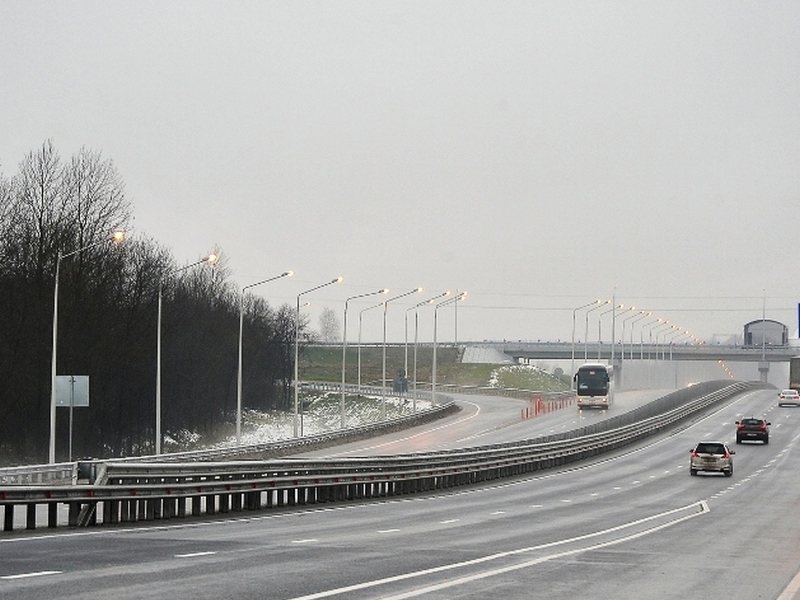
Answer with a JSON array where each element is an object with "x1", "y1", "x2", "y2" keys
[
  {"x1": 597, "y1": 304, "x2": 621, "y2": 359},
  {"x1": 49, "y1": 229, "x2": 125, "y2": 463},
  {"x1": 408, "y1": 292, "x2": 450, "y2": 409},
  {"x1": 638, "y1": 318, "x2": 660, "y2": 360},
  {"x1": 294, "y1": 277, "x2": 343, "y2": 437},
  {"x1": 381, "y1": 288, "x2": 423, "y2": 419},
  {"x1": 584, "y1": 300, "x2": 609, "y2": 360},
  {"x1": 404, "y1": 291, "x2": 448, "y2": 390},
  {"x1": 357, "y1": 301, "x2": 384, "y2": 397},
  {"x1": 620, "y1": 308, "x2": 640, "y2": 363},
  {"x1": 652, "y1": 320, "x2": 672, "y2": 361},
  {"x1": 571, "y1": 300, "x2": 600, "y2": 385},
  {"x1": 432, "y1": 292, "x2": 466, "y2": 405},
  {"x1": 341, "y1": 289, "x2": 388, "y2": 429},
  {"x1": 629, "y1": 311, "x2": 651, "y2": 359},
  {"x1": 236, "y1": 270, "x2": 293, "y2": 444},
  {"x1": 156, "y1": 252, "x2": 219, "y2": 455}
]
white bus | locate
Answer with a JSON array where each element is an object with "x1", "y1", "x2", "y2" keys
[{"x1": 574, "y1": 362, "x2": 614, "y2": 409}]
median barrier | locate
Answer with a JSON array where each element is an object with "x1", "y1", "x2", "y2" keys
[{"x1": 0, "y1": 380, "x2": 772, "y2": 532}]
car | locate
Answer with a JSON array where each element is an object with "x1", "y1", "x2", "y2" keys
[
  {"x1": 735, "y1": 417, "x2": 770, "y2": 444},
  {"x1": 690, "y1": 441, "x2": 734, "y2": 476},
  {"x1": 778, "y1": 389, "x2": 800, "y2": 407}
]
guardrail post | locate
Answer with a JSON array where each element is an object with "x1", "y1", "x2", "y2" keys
[
  {"x1": 26, "y1": 503, "x2": 36, "y2": 530},
  {"x1": 205, "y1": 493, "x2": 216, "y2": 515},
  {"x1": 48, "y1": 502, "x2": 58, "y2": 528},
  {"x1": 68, "y1": 502, "x2": 79, "y2": 526}
]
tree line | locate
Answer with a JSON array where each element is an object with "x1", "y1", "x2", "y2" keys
[{"x1": 0, "y1": 141, "x2": 306, "y2": 465}]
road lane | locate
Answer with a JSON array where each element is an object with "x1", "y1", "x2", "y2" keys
[{"x1": 3, "y1": 388, "x2": 795, "y2": 599}]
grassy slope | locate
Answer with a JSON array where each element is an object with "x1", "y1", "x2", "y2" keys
[{"x1": 300, "y1": 345, "x2": 569, "y2": 392}]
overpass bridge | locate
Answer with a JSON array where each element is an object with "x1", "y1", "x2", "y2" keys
[
  {"x1": 466, "y1": 341, "x2": 797, "y2": 383},
  {"x1": 479, "y1": 341, "x2": 797, "y2": 363}
]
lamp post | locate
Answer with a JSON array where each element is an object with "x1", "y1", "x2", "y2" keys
[
  {"x1": 665, "y1": 327, "x2": 683, "y2": 352},
  {"x1": 49, "y1": 229, "x2": 125, "y2": 463},
  {"x1": 237, "y1": 270, "x2": 293, "y2": 444},
  {"x1": 381, "y1": 288, "x2": 423, "y2": 419},
  {"x1": 405, "y1": 291, "x2": 449, "y2": 391},
  {"x1": 571, "y1": 300, "x2": 600, "y2": 386},
  {"x1": 597, "y1": 305, "x2": 621, "y2": 360},
  {"x1": 432, "y1": 292, "x2": 466, "y2": 405},
  {"x1": 294, "y1": 277, "x2": 343, "y2": 437},
  {"x1": 341, "y1": 289, "x2": 388, "y2": 429},
  {"x1": 357, "y1": 301, "x2": 384, "y2": 397},
  {"x1": 630, "y1": 311, "x2": 651, "y2": 359},
  {"x1": 156, "y1": 252, "x2": 219, "y2": 455},
  {"x1": 639, "y1": 318, "x2": 660, "y2": 360},
  {"x1": 619, "y1": 308, "x2": 639, "y2": 362},
  {"x1": 409, "y1": 292, "x2": 450, "y2": 409},
  {"x1": 584, "y1": 300, "x2": 609, "y2": 360},
  {"x1": 652, "y1": 321, "x2": 672, "y2": 362}
]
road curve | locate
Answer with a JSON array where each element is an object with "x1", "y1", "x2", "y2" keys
[{"x1": 7, "y1": 389, "x2": 798, "y2": 598}]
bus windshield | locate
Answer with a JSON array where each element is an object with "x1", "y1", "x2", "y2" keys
[{"x1": 576, "y1": 367, "x2": 609, "y2": 396}]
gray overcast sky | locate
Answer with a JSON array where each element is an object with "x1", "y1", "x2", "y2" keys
[{"x1": 1, "y1": 1, "x2": 798, "y2": 344}]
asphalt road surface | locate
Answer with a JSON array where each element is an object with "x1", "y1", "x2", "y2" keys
[{"x1": 3, "y1": 387, "x2": 799, "y2": 599}]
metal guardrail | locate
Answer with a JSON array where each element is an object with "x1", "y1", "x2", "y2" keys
[
  {"x1": 0, "y1": 463, "x2": 77, "y2": 486},
  {"x1": 0, "y1": 388, "x2": 458, "y2": 482},
  {"x1": 0, "y1": 380, "x2": 770, "y2": 532}
]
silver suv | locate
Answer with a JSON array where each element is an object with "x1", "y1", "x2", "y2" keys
[{"x1": 689, "y1": 441, "x2": 734, "y2": 477}]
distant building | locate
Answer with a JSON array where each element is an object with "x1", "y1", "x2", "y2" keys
[{"x1": 743, "y1": 319, "x2": 788, "y2": 346}]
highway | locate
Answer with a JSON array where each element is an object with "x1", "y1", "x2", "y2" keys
[{"x1": 2, "y1": 387, "x2": 799, "y2": 599}]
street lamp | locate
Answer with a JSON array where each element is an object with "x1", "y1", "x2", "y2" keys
[
  {"x1": 381, "y1": 288, "x2": 423, "y2": 419},
  {"x1": 571, "y1": 300, "x2": 600, "y2": 386},
  {"x1": 408, "y1": 292, "x2": 450, "y2": 409},
  {"x1": 629, "y1": 311, "x2": 651, "y2": 359},
  {"x1": 49, "y1": 228, "x2": 125, "y2": 463},
  {"x1": 584, "y1": 300, "x2": 609, "y2": 360},
  {"x1": 156, "y1": 252, "x2": 219, "y2": 455},
  {"x1": 652, "y1": 320, "x2": 672, "y2": 361},
  {"x1": 294, "y1": 277, "x2": 343, "y2": 437},
  {"x1": 597, "y1": 304, "x2": 621, "y2": 359},
  {"x1": 405, "y1": 291, "x2": 449, "y2": 391},
  {"x1": 357, "y1": 301, "x2": 384, "y2": 397},
  {"x1": 341, "y1": 288, "x2": 388, "y2": 429},
  {"x1": 432, "y1": 292, "x2": 466, "y2": 405},
  {"x1": 619, "y1": 308, "x2": 639, "y2": 360},
  {"x1": 236, "y1": 270, "x2": 293, "y2": 444}
]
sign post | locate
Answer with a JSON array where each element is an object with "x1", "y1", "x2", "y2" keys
[{"x1": 56, "y1": 375, "x2": 89, "y2": 461}]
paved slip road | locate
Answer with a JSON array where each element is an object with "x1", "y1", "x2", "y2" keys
[
  {"x1": 297, "y1": 389, "x2": 668, "y2": 457},
  {"x1": 4, "y1": 388, "x2": 800, "y2": 599}
]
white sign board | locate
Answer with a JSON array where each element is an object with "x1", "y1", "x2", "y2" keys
[{"x1": 56, "y1": 375, "x2": 90, "y2": 407}]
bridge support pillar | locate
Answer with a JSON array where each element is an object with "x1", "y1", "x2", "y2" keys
[{"x1": 758, "y1": 361, "x2": 770, "y2": 383}]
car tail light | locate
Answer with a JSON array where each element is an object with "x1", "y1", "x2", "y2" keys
[
  {"x1": 737, "y1": 423, "x2": 745, "y2": 430},
  {"x1": 691, "y1": 450, "x2": 699, "y2": 458},
  {"x1": 760, "y1": 423, "x2": 767, "y2": 430},
  {"x1": 723, "y1": 451, "x2": 731, "y2": 458}
]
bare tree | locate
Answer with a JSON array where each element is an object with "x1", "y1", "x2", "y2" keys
[
  {"x1": 318, "y1": 306, "x2": 341, "y2": 343},
  {"x1": 62, "y1": 147, "x2": 131, "y2": 249}
]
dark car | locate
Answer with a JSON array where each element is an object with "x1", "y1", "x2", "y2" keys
[{"x1": 735, "y1": 417, "x2": 770, "y2": 444}]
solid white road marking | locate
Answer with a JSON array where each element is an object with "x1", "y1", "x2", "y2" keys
[
  {"x1": 1, "y1": 571, "x2": 62, "y2": 580},
  {"x1": 284, "y1": 502, "x2": 710, "y2": 600},
  {"x1": 175, "y1": 551, "x2": 216, "y2": 558}
]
